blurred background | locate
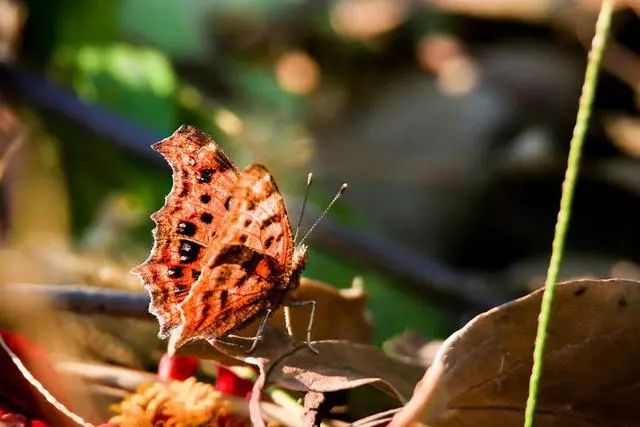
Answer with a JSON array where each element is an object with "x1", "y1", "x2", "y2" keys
[{"x1": 1, "y1": 0, "x2": 640, "y2": 363}]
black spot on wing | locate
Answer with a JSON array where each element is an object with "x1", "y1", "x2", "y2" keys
[
  {"x1": 200, "y1": 194, "x2": 211, "y2": 203},
  {"x1": 200, "y1": 213, "x2": 213, "y2": 224},
  {"x1": 241, "y1": 253, "x2": 262, "y2": 272},
  {"x1": 220, "y1": 289, "x2": 228, "y2": 308},
  {"x1": 179, "y1": 239, "x2": 203, "y2": 264},
  {"x1": 262, "y1": 213, "x2": 278, "y2": 228},
  {"x1": 213, "y1": 266, "x2": 245, "y2": 288},
  {"x1": 198, "y1": 168, "x2": 215, "y2": 183},
  {"x1": 168, "y1": 267, "x2": 183, "y2": 278},
  {"x1": 215, "y1": 245, "x2": 255, "y2": 266},
  {"x1": 177, "y1": 221, "x2": 197, "y2": 237}
]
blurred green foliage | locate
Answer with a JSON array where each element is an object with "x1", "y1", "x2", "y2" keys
[
  {"x1": 56, "y1": 44, "x2": 177, "y2": 132},
  {"x1": 22, "y1": 0, "x2": 451, "y2": 343}
]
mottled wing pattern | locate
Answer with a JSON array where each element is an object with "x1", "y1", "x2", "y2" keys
[
  {"x1": 172, "y1": 165, "x2": 295, "y2": 345},
  {"x1": 132, "y1": 125, "x2": 239, "y2": 337}
]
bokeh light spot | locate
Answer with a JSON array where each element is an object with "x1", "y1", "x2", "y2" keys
[
  {"x1": 214, "y1": 109, "x2": 244, "y2": 136},
  {"x1": 275, "y1": 50, "x2": 321, "y2": 95}
]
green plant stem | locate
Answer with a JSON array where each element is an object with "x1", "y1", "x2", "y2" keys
[{"x1": 523, "y1": 1, "x2": 615, "y2": 426}]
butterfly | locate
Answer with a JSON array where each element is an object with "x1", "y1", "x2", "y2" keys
[{"x1": 133, "y1": 125, "x2": 343, "y2": 352}]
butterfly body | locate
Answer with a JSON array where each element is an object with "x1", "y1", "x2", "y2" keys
[{"x1": 133, "y1": 125, "x2": 307, "y2": 349}]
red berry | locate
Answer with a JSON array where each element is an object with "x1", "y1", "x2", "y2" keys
[
  {"x1": 157, "y1": 353, "x2": 199, "y2": 381},
  {"x1": 214, "y1": 366, "x2": 254, "y2": 398}
]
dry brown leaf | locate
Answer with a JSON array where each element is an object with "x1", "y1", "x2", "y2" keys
[
  {"x1": 204, "y1": 326, "x2": 422, "y2": 401},
  {"x1": 391, "y1": 278, "x2": 640, "y2": 427},
  {"x1": 203, "y1": 327, "x2": 423, "y2": 427},
  {"x1": 383, "y1": 330, "x2": 443, "y2": 367},
  {"x1": 266, "y1": 341, "x2": 420, "y2": 400}
]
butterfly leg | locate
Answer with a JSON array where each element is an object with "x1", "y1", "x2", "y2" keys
[
  {"x1": 224, "y1": 308, "x2": 272, "y2": 353},
  {"x1": 287, "y1": 300, "x2": 318, "y2": 354},
  {"x1": 212, "y1": 337, "x2": 245, "y2": 348},
  {"x1": 284, "y1": 306, "x2": 294, "y2": 336}
]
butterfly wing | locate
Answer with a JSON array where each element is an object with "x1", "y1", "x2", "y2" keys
[
  {"x1": 132, "y1": 125, "x2": 240, "y2": 337},
  {"x1": 172, "y1": 164, "x2": 295, "y2": 346}
]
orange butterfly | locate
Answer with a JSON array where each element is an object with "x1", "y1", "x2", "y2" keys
[{"x1": 133, "y1": 125, "x2": 345, "y2": 352}]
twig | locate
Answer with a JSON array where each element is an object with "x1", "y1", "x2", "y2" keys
[
  {"x1": 523, "y1": 1, "x2": 615, "y2": 426},
  {"x1": 0, "y1": 64, "x2": 162, "y2": 158},
  {"x1": 2, "y1": 283, "x2": 152, "y2": 318}
]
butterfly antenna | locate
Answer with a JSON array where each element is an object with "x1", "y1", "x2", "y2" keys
[
  {"x1": 294, "y1": 172, "x2": 313, "y2": 244},
  {"x1": 299, "y1": 183, "x2": 348, "y2": 246}
]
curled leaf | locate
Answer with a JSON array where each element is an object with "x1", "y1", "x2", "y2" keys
[{"x1": 392, "y1": 278, "x2": 640, "y2": 427}]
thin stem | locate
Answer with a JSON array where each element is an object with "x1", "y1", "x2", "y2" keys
[{"x1": 523, "y1": 1, "x2": 615, "y2": 426}]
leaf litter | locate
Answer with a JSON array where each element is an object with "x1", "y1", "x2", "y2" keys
[{"x1": 193, "y1": 326, "x2": 424, "y2": 426}]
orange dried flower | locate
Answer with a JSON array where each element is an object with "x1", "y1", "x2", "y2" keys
[{"x1": 109, "y1": 378, "x2": 249, "y2": 427}]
